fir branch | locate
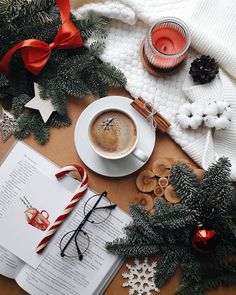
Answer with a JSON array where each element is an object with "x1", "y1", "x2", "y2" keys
[
  {"x1": 76, "y1": 11, "x2": 108, "y2": 40},
  {"x1": 82, "y1": 69, "x2": 106, "y2": 97},
  {"x1": 106, "y1": 240, "x2": 161, "y2": 257},
  {"x1": 176, "y1": 259, "x2": 202, "y2": 294},
  {"x1": 209, "y1": 235, "x2": 236, "y2": 259},
  {"x1": 0, "y1": 4, "x2": 127, "y2": 139},
  {"x1": 47, "y1": 83, "x2": 67, "y2": 115},
  {"x1": 89, "y1": 40, "x2": 105, "y2": 57},
  {"x1": 0, "y1": 73, "x2": 8, "y2": 87},
  {"x1": 153, "y1": 199, "x2": 194, "y2": 230},
  {"x1": 176, "y1": 262, "x2": 236, "y2": 295},
  {"x1": 0, "y1": 94, "x2": 13, "y2": 110},
  {"x1": 32, "y1": 124, "x2": 49, "y2": 145},
  {"x1": 15, "y1": 111, "x2": 49, "y2": 144},
  {"x1": 170, "y1": 163, "x2": 199, "y2": 205},
  {"x1": 200, "y1": 157, "x2": 231, "y2": 197},
  {"x1": 0, "y1": 0, "x2": 56, "y2": 35},
  {"x1": 8, "y1": 64, "x2": 34, "y2": 97},
  {"x1": 60, "y1": 77, "x2": 91, "y2": 98},
  {"x1": 200, "y1": 157, "x2": 233, "y2": 219},
  {"x1": 30, "y1": 112, "x2": 49, "y2": 144},
  {"x1": 124, "y1": 224, "x2": 155, "y2": 245},
  {"x1": 129, "y1": 205, "x2": 161, "y2": 241},
  {"x1": 106, "y1": 158, "x2": 236, "y2": 294},
  {"x1": 98, "y1": 62, "x2": 127, "y2": 88},
  {"x1": 12, "y1": 94, "x2": 31, "y2": 118},
  {"x1": 14, "y1": 111, "x2": 33, "y2": 140},
  {"x1": 48, "y1": 113, "x2": 71, "y2": 128},
  {"x1": 154, "y1": 252, "x2": 180, "y2": 288}
]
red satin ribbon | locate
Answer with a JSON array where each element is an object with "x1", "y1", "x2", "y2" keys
[
  {"x1": 192, "y1": 229, "x2": 216, "y2": 253},
  {"x1": 0, "y1": 0, "x2": 83, "y2": 75}
]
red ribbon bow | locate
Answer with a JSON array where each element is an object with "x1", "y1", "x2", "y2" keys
[{"x1": 0, "y1": 0, "x2": 83, "y2": 76}]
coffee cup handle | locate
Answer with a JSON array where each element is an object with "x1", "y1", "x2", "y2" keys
[{"x1": 132, "y1": 148, "x2": 148, "y2": 162}]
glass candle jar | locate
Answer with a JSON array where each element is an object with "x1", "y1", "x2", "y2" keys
[{"x1": 144, "y1": 17, "x2": 191, "y2": 72}]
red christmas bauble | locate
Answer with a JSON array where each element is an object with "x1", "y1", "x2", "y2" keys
[{"x1": 192, "y1": 228, "x2": 217, "y2": 253}]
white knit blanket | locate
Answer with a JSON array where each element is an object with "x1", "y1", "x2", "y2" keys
[{"x1": 72, "y1": 0, "x2": 236, "y2": 180}]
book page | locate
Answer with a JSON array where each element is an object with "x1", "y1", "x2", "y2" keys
[
  {"x1": 0, "y1": 246, "x2": 24, "y2": 279},
  {"x1": 16, "y1": 189, "x2": 131, "y2": 295},
  {"x1": 0, "y1": 142, "x2": 79, "y2": 278},
  {"x1": 0, "y1": 171, "x2": 74, "y2": 268}
]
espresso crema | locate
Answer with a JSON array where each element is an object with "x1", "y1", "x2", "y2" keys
[{"x1": 90, "y1": 110, "x2": 137, "y2": 158}]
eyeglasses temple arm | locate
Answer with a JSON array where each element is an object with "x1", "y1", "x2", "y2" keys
[
  {"x1": 74, "y1": 231, "x2": 83, "y2": 261},
  {"x1": 60, "y1": 229, "x2": 78, "y2": 257},
  {"x1": 94, "y1": 204, "x2": 117, "y2": 210}
]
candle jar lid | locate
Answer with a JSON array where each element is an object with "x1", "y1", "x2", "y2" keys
[{"x1": 144, "y1": 17, "x2": 191, "y2": 71}]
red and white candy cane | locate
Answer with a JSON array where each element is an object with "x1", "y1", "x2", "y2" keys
[{"x1": 36, "y1": 164, "x2": 88, "y2": 253}]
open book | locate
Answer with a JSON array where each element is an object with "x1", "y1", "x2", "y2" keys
[{"x1": 0, "y1": 141, "x2": 131, "y2": 295}]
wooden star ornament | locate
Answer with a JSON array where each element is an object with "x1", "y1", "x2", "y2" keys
[
  {"x1": 25, "y1": 83, "x2": 56, "y2": 123},
  {"x1": 0, "y1": 109, "x2": 17, "y2": 142}
]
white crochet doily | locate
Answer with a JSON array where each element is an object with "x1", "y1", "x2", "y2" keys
[{"x1": 122, "y1": 258, "x2": 160, "y2": 295}]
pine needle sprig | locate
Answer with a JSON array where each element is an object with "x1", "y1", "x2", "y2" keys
[
  {"x1": 106, "y1": 158, "x2": 236, "y2": 295},
  {"x1": 0, "y1": 2, "x2": 126, "y2": 144},
  {"x1": 12, "y1": 94, "x2": 31, "y2": 118},
  {"x1": 15, "y1": 110, "x2": 71, "y2": 144},
  {"x1": 98, "y1": 62, "x2": 127, "y2": 88},
  {"x1": 76, "y1": 11, "x2": 108, "y2": 40},
  {"x1": 154, "y1": 252, "x2": 180, "y2": 287}
]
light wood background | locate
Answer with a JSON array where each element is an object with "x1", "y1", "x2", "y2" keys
[{"x1": 0, "y1": 88, "x2": 235, "y2": 295}]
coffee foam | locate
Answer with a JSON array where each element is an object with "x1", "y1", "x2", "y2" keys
[{"x1": 90, "y1": 110, "x2": 137, "y2": 157}]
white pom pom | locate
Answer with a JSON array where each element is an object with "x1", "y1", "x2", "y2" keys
[
  {"x1": 203, "y1": 100, "x2": 233, "y2": 130},
  {"x1": 177, "y1": 114, "x2": 191, "y2": 129},
  {"x1": 189, "y1": 115, "x2": 203, "y2": 129},
  {"x1": 223, "y1": 107, "x2": 233, "y2": 121},
  {"x1": 179, "y1": 103, "x2": 192, "y2": 116},
  {"x1": 178, "y1": 100, "x2": 232, "y2": 130},
  {"x1": 204, "y1": 115, "x2": 217, "y2": 128},
  {"x1": 191, "y1": 102, "x2": 203, "y2": 116},
  {"x1": 214, "y1": 117, "x2": 231, "y2": 130},
  {"x1": 204, "y1": 102, "x2": 218, "y2": 116},
  {"x1": 217, "y1": 101, "x2": 228, "y2": 113},
  {"x1": 177, "y1": 103, "x2": 204, "y2": 129}
]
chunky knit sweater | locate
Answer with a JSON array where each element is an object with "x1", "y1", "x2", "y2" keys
[{"x1": 72, "y1": 0, "x2": 236, "y2": 180}]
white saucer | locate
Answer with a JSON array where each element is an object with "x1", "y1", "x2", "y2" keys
[{"x1": 74, "y1": 96, "x2": 156, "y2": 177}]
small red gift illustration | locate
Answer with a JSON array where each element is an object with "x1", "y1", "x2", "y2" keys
[
  {"x1": 20, "y1": 196, "x2": 50, "y2": 231},
  {"x1": 24, "y1": 208, "x2": 50, "y2": 231}
]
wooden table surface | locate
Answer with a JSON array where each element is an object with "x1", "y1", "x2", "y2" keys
[{"x1": 1, "y1": 88, "x2": 236, "y2": 295}]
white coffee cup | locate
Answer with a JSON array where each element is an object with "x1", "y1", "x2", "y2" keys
[{"x1": 88, "y1": 107, "x2": 148, "y2": 162}]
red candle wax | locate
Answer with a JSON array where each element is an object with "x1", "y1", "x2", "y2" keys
[{"x1": 152, "y1": 27, "x2": 186, "y2": 55}]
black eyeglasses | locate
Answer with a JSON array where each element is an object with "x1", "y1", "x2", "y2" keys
[{"x1": 59, "y1": 191, "x2": 116, "y2": 260}]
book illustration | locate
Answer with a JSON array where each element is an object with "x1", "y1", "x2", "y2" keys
[
  {"x1": 0, "y1": 141, "x2": 132, "y2": 292},
  {"x1": 21, "y1": 196, "x2": 50, "y2": 231},
  {"x1": 24, "y1": 208, "x2": 50, "y2": 231}
]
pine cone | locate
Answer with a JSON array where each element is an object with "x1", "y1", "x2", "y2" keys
[{"x1": 189, "y1": 55, "x2": 219, "y2": 84}]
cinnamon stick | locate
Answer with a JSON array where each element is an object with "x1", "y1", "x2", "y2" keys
[{"x1": 131, "y1": 97, "x2": 171, "y2": 133}]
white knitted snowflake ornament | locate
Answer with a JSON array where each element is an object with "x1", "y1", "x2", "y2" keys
[{"x1": 122, "y1": 258, "x2": 160, "y2": 295}]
